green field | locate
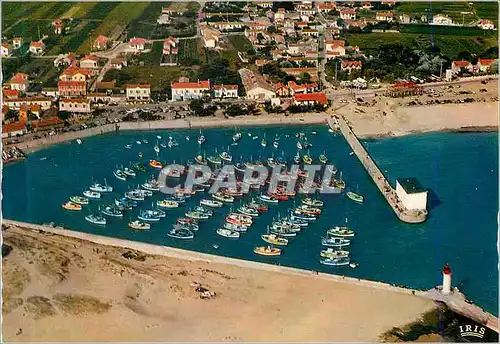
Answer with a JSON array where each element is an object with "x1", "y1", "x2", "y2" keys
[
  {"x1": 396, "y1": 1, "x2": 477, "y2": 24},
  {"x1": 178, "y1": 38, "x2": 203, "y2": 65},
  {"x1": 227, "y1": 34, "x2": 253, "y2": 52},
  {"x1": 401, "y1": 24, "x2": 498, "y2": 36},
  {"x1": 118, "y1": 66, "x2": 183, "y2": 90},
  {"x1": 3, "y1": 58, "x2": 60, "y2": 88},
  {"x1": 125, "y1": 2, "x2": 171, "y2": 38},
  {"x1": 6, "y1": 20, "x2": 53, "y2": 42},
  {"x1": 473, "y1": 2, "x2": 499, "y2": 26},
  {"x1": 344, "y1": 32, "x2": 497, "y2": 59},
  {"x1": 135, "y1": 42, "x2": 164, "y2": 66}
]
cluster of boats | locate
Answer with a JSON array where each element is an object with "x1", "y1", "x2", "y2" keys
[
  {"x1": 320, "y1": 218, "x2": 358, "y2": 268},
  {"x1": 253, "y1": 197, "x2": 324, "y2": 257}
]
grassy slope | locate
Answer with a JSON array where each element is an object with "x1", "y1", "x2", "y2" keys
[
  {"x1": 396, "y1": 1, "x2": 477, "y2": 23},
  {"x1": 126, "y1": 2, "x2": 170, "y2": 38},
  {"x1": 344, "y1": 32, "x2": 497, "y2": 59},
  {"x1": 473, "y1": 2, "x2": 499, "y2": 26}
]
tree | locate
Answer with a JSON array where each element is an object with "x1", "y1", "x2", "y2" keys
[
  {"x1": 57, "y1": 111, "x2": 71, "y2": 121},
  {"x1": 491, "y1": 60, "x2": 498, "y2": 74},
  {"x1": 225, "y1": 104, "x2": 247, "y2": 117},
  {"x1": 267, "y1": 25, "x2": 277, "y2": 33},
  {"x1": 4, "y1": 109, "x2": 18, "y2": 122},
  {"x1": 299, "y1": 72, "x2": 311, "y2": 83},
  {"x1": 257, "y1": 33, "x2": 265, "y2": 42}
]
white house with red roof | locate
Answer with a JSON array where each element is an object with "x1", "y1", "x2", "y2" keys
[
  {"x1": 126, "y1": 84, "x2": 151, "y2": 101},
  {"x1": 294, "y1": 92, "x2": 329, "y2": 107},
  {"x1": 8, "y1": 73, "x2": 29, "y2": 92},
  {"x1": 171, "y1": 80, "x2": 210, "y2": 101},
  {"x1": 129, "y1": 37, "x2": 146, "y2": 51},
  {"x1": 93, "y1": 35, "x2": 109, "y2": 50},
  {"x1": 29, "y1": 41, "x2": 45, "y2": 55},
  {"x1": 477, "y1": 58, "x2": 496, "y2": 73},
  {"x1": 317, "y1": 2, "x2": 336, "y2": 13},
  {"x1": 478, "y1": 19, "x2": 495, "y2": 30},
  {"x1": 451, "y1": 60, "x2": 473, "y2": 74},
  {"x1": 1, "y1": 42, "x2": 12, "y2": 56},
  {"x1": 80, "y1": 55, "x2": 100, "y2": 70},
  {"x1": 325, "y1": 40, "x2": 346, "y2": 58},
  {"x1": 12, "y1": 37, "x2": 23, "y2": 49},
  {"x1": 340, "y1": 9, "x2": 356, "y2": 20},
  {"x1": 213, "y1": 84, "x2": 238, "y2": 98},
  {"x1": 163, "y1": 36, "x2": 179, "y2": 54},
  {"x1": 287, "y1": 81, "x2": 318, "y2": 95},
  {"x1": 376, "y1": 12, "x2": 394, "y2": 22},
  {"x1": 59, "y1": 98, "x2": 91, "y2": 113}
]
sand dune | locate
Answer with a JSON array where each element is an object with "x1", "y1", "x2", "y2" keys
[{"x1": 2, "y1": 224, "x2": 435, "y2": 342}]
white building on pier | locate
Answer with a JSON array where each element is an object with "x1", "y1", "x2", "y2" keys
[{"x1": 395, "y1": 177, "x2": 428, "y2": 211}]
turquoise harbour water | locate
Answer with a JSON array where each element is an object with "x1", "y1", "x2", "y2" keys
[{"x1": 2, "y1": 126, "x2": 498, "y2": 315}]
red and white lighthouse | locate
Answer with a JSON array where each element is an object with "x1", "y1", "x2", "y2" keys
[{"x1": 442, "y1": 263, "x2": 452, "y2": 295}]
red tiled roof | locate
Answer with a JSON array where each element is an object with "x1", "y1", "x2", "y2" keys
[
  {"x1": 376, "y1": 12, "x2": 393, "y2": 17},
  {"x1": 13, "y1": 37, "x2": 23, "y2": 42},
  {"x1": 3, "y1": 122, "x2": 26, "y2": 133},
  {"x1": 3, "y1": 89, "x2": 19, "y2": 98},
  {"x1": 31, "y1": 116, "x2": 63, "y2": 128},
  {"x1": 61, "y1": 66, "x2": 90, "y2": 76},
  {"x1": 391, "y1": 81, "x2": 420, "y2": 89},
  {"x1": 326, "y1": 40, "x2": 345, "y2": 47},
  {"x1": 341, "y1": 61, "x2": 362, "y2": 68},
  {"x1": 452, "y1": 60, "x2": 472, "y2": 67},
  {"x1": 94, "y1": 35, "x2": 109, "y2": 45},
  {"x1": 288, "y1": 81, "x2": 317, "y2": 91},
  {"x1": 478, "y1": 58, "x2": 496, "y2": 66},
  {"x1": 479, "y1": 19, "x2": 492, "y2": 24},
  {"x1": 125, "y1": 84, "x2": 150, "y2": 89},
  {"x1": 58, "y1": 81, "x2": 86, "y2": 87},
  {"x1": 294, "y1": 92, "x2": 328, "y2": 105},
  {"x1": 340, "y1": 9, "x2": 356, "y2": 14},
  {"x1": 318, "y1": 3, "x2": 336, "y2": 9},
  {"x1": 130, "y1": 37, "x2": 146, "y2": 46},
  {"x1": 171, "y1": 81, "x2": 210, "y2": 89},
  {"x1": 30, "y1": 41, "x2": 44, "y2": 48},
  {"x1": 82, "y1": 55, "x2": 99, "y2": 62}
]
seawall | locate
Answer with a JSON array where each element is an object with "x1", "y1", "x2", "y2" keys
[{"x1": 9, "y1": 114, "x2": 328, "y2": 153}]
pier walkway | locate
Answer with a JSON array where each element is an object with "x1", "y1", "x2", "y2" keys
[
  {"x1": 331, "y1": 116, "x2": 427, "y2": 223},
  {"x1": 422, "y1": 288, "x2": 499, "y2": 333}
]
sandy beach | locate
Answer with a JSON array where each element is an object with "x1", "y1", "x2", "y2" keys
[{"x1": 2, "y1": 223, "x2": 436, "y2": 342}]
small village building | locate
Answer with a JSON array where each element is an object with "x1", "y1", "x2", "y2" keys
[
  {"x1": 287, "y1": 81, "x2": 318, "y2": 95},
  {"x1": 3, "y1": 89, "x2": 20, "y2": 100},
  {"x1": 340, "y1": 9, "x2": 356, "y2": 20},
  {"x1": 376, "y1": 12, "x2": 394, "y2": 22},
  {"x1": 171, "y1": 80, "x2": 210, "y2": 101},
  {"x1": 157, "y1": 13, "x2": 170, "y2": 25},
  {"x1": 317, "y1": 2, "x2": 336, "y2": 12},
  {"x1": 129, "y1": 37, "x2": 146, "y2": 51},
  {"x1": 8, "y1": 73, "x2": 30, "y2": 92},
  {"x1": 477, "y1": 58, "x2": 496, "y2": 73},
  {"x1": 1, "y1": 42, "x2": 12, "y2": 56},
  {"x1": 52, "y1": 19, "x2": 64, "y2": 35},
  {"x1": 93, "y1": 35, "x2": 109, "y2": 50},
  {"x1": 432, "y1": 14, "x2": 453, "y2": 25},
  {"x1": 281, "y1": 67, "x2": 318, "y2": 82},
  {"x1": 385, "y1": 81, "x2": 423, "y2": 97},
  {"x1": 58, "y1": 81, "x2": 87, "y2": 97},
  {"x1": 341, "y1": 60, "x2": 362, "y2": 73},
  {"x1": 59, "y1": 98, "x2": 91, "y2": 113},
  {"x1": 54, "y1": 53, "x2": 77, "y2": 68},
  {"x1": 80, "y1": 55, "x2": 100, "y2": 70},
  {"x1": 31, "y1": 116, "x2": 64, "y2": 132},
  {"x1": 59, "y1": 66, "x2": 90, "y2": 82},
  {"x1": 3, "y1": 97, "x2": 52, "y2": 110},
  {"x1": 29, "y1": 41, "x2": 45, "y2": 55},
  {"x1": 361, "y1": 1, "x2": 372, "y2": 9},
  {"x1": 2, "y1": 122, "x2": 27, "y2": 138},
  {"x1": 451, "y1": 60, "x2": 473, "y2": 74},
  {"x1": 325, "y1": 40, "x2": 346, "y2": 57},
  {"x1": 13, "y1": 37, "x2": 23, "y2": 49},
  {"x1": 110, "y1": 57, "x2": 127, "y2": 70},
  {"x1": 238, "y1": 68, "x2": 276, "y2": 102},
  {"x1": 399, "y1": 13, "x2": 411, "y2": 24},
  {"x1": 294, "y1": 92, "x2": 328, "y2": 107},
  {"x1": 396, "y1": 178, "x2": 427, "y2": 211},
  {"x1": 213, "y1": 84, "x2": 239, "y2": 98},
  {"x1": 126, "y1": 84, "x2": 151, "y2": 101},
  {"x1": 201, "y1": 25, "x2": 221, "y2": 48},
  {"x1": 478, "y1": 19, "x2": 495, "y2": 30}
]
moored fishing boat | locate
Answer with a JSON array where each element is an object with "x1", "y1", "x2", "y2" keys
[
  {"x1": 232, "y1": 131, "x2": 242, "y2": 143},
  {"x1": 125, "y1": 190, "x2": 145, "y2": 201},
  {"x1": 320, "y1": 248, "x2": 350, "y2": 259},
  {"x1": 177, "y1": 217, "x2": 198, "y2": 226},
  {"x1": 237, "y1": 206, "x2": 259, "y2": 217},
  {"x1": 197, "y1": 130, "x2": 206, "y2": 145},
  {"x1": 138, "y1": 210, "x2": 160, "y2": 222},
  {"x1": 142, "y1": 179, "x2": 160, "y2": 191},
  {"x1": 193, "y1": 206, "x2": 213, "y2": 216},
  {"x1": 200, "y1": 199, "x2": 223, "y2": 208},
  {"x1": 195, "y1": 154, "x2": 208, "y2": 165},
  {"x1": 217, "y1": 228, "x2": 240, "y2": 239},
  {"x1": 262, "y1": 233, "x2": 288, "y2": 246},
  {"x1": 101, "y1": 205, "x2": 123, "y2": 217},
  {"x1": 219, "y1": 151, "x2": 232, "y2": 163},
  {"x1": 83, "y1": 190, "x2": 101, "y2": 199},
  {"x1": 115, "y1": 197, "x2": 138, "y2": 208},
  {"x1": 295, "y1": 205, "x2": 322, "y2": 215},
  {"x1": 90, "y1": 181, "x2": 112, "y2": 193},
  {"x1": 157, "y1": 200, "x2": 179, "y2": 208},
  {"x1": 85, "y1": 213, "x2": 106, "y2": 225},
  {"x1": 254, "y1": 246, "x2": 281, "y2": 256},
  {"x1": 133, "y1": 162, "x2": 147, "y2": 172},
  {"x1": 347, "y1": 191, "x2": 364, "y2": 203},
  {"x1": 128, "y1": 220, "x2": 151, "y2": 230},
  {"x1": 273, "y1": 141, "x2": 279, "y2": 149},
  {"x1": 149, "y1": 159, "x2": 163, "y2": 169},
  {"x1": 223, "y1": 222, "x2": 248, "y2": 232},
  {"x1": 114, "y1": 169, "x2": 127, "y2": 181},
  {"x1": 320, "y1": 257, "x2": 350, "y2": 266},
  {"x1": 321, "y1": 236, "x2": 351, "y2": 247},
  {"x1": 226, "y1": 215, "x2": 252, "y2": 227},
  {"x1": 290, "y1": 213, "x2": 316, "y2": 222},
  {"x1": 302, "y1": 198, "x2": 323, "y2": 207},
  {"x1": 185, "y1": 211, "x2": 210, "y2": 220},
  {"x1": 258, "y1": 194, "x2": 278, "y2": 203},
  {"x1": 328, "y1": 226, "x2": 355, "y2": 237},
  {"x1": 174, "y1": 222, "x2": 199, "y2": 231},
  {"x1": 212, "y1": 192, "x2": 234, "y2": 203},
  {"x1": 294, "y1": 150, "x2": 301, "y2": 163},
  {"x1": 125, "y1": 144, "x2": 132, "y2": 149},
  {"x1": 207, "y1": 150, "x2": 222, "y2": 165},
  {"x1": 70, "y1": 196, "x2": 89, "y2": 205},
  {"x1": 248, "y1": 200, "x2": 268, "y2": 212},
  {"x1": 319, "y1": 152, "x2": 328, "y2": 164},
  {"x1": 302, "y1": 154, "x2": 312, "y2": 165},
  {"x1": 62, "y1": 201, "x2": 82, "y2": 211},
  {"x1": 234, "y1": 162, "x2": 246, "y2": 173},
  {"x1": 167, "y1": 227, "x2": 194, "y2": 239}
]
